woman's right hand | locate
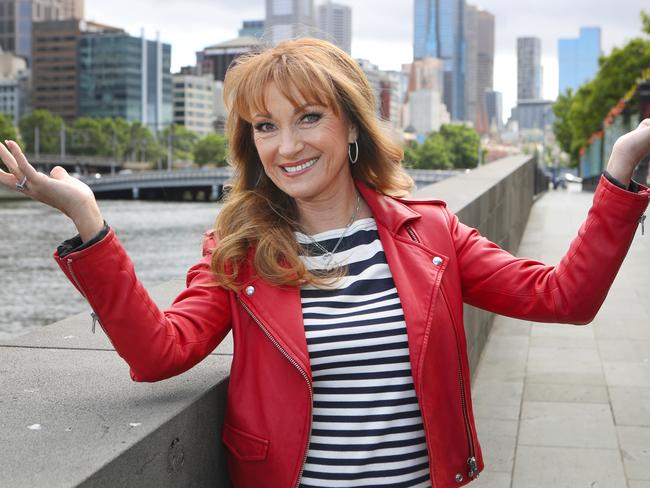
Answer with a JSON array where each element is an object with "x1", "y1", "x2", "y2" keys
[{"x1": 0, "y1": 140, "x2": 105, "y2": 241}]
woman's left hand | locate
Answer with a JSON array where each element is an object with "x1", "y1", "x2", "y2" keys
[{"x1": 607, "y1": 118, "x2": 650, "y2": 186}]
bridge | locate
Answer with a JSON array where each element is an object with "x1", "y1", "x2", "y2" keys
[{"x1": 83, "y1": 168, "x2": 465, "y2": 200}]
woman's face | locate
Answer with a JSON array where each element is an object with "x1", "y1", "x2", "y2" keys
[{"x1": 251, "y1": 82, "x2": 357, "y2": 205}]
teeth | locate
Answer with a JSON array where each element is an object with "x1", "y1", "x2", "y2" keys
[{"x1": 284, "y1": 158, "x2": 318, "y2": 173}]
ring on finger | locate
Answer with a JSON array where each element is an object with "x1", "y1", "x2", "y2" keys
[{"x1": 15, "y1": 175, "x2": 27, "y2": 191}]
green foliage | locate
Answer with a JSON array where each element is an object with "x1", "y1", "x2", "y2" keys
[
  {"x1": 67, "y1": 117, "x2": 111, "y2": 156},
  {"x1": 0, "y1": 113, "x2": 18, "y2": 171},
  {"x1": 0, "y1": 113, "x2": 18, "y2": 143},
  {"x1": 642, "y1": 9, "x2": 650, "y2": 35},
  {"x1": 552, "y1": 88, "x2": 575, "y2": 160},
  {"x1": 194, "y1": 133, "x2": 227, "y2": 166},
  {"x1": 18, "y1": 110, "x2": 64, "y2": 153},
  {"x1": 126, "y1": 121, "x2": 163, "y2": 162},
  {"x1": 159, "y1": 124, "x2": 200, "y2": 163},
  {"x1": 552, "y1": 12, "x2": 650, "y2": 165},
  {"x1": 405, "y1": 124, "x2": 480, "y2": 169}
]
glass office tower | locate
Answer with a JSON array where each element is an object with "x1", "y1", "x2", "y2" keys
[
  {"x1": 413, "y1": 0, "x2": 465, "y2": 120},
  {"x1": 79, "y1": 31, "x2": 172, "y2": 131},
  {"x1": 558, "y1": 27, "x2": 601, "y2": 94}
]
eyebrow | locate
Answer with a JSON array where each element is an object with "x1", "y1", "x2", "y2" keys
[{"x1": 252, "y1": 103, "x2": 325, "y2": 120}]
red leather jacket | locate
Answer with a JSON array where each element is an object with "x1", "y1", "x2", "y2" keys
[{"x1": 54, "y1": 176, "x2": 648, "y2": 488}]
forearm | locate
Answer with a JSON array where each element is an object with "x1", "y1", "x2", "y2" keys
[
  {"x1": 459, "y1": 176, "x2": 648, "y2": 324},
  {"x1": 69, "y1": 199, "x2": 104, "y2": 242},
  {"x1": 54, "y1": 229, "x2": 232, "y2": 381}
]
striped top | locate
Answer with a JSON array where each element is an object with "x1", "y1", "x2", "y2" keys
[{"x1": 295, "y1": 218, "x2": 431, "y2": 488}]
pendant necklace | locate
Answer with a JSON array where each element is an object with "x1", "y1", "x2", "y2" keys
[{"x1": 303, "y1": 191, "x2": 361, "y2": 269}]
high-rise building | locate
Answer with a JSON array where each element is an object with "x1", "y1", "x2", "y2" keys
[
  {"x1": 517, "y1": 37, "x2": 542, "y2": 101},
  {"x1": 558, "y1": 27, "x2": 601, "y2": 94},
  {"x1": 0, "y1": 48, "x2": 29, "y2": 124},
  {"x1": 509, "y1": 99, "x2": 554, "y2": 130},
  {"x1": 485, "y1": 90, "x2": 502, "y2": 131},
  {"x1": 239, "y1": 20, "x2": 265, "y2": 39},
  {"x1": 316, "y1": 1, "x2": 351, "y2": 54},
  {"x1": 79, "y1": 30, "x2": 172, "y2": 131},
  {"x1": 0, "y1": 0, "x2": 83, "y2": 63},
  {"x1": 476, "y1": 9, "x2": 494, "y2": 132},
  {"x1": 197, "y1": 37, "x2": 262, "y2": 82},
  {"x1": 32, "y1": 19, "x2": 121, "y2": 122},
  {"x1": 463, "y1": 5, "x2": 495, "y2": 132},
  {"x1": 405, "y1": 57, "x2": 450, "y2": 136},
  {"x1": 413, "y1": 0, "x2": 466, "y2": 120},
  {"x1": 265, "y1": 0, "x2": 315, "y2": 45},
  {"x1": 356, "y1": 58, "x2": 382, "y2": 115},
  {"x1": 172, "y1": 73, "x2": 221, "y2": 137}
]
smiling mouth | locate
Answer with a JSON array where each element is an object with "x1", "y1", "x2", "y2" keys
[{"x1": 282, "y1": 157, "x2": 319, "y2": 174}]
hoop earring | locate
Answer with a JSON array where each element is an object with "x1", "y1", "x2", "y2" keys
[{"x1": 348, "y1": 140, "x2": 359, "y2": 164}]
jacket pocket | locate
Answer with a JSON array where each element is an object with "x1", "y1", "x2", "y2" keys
[{"x1": 222, "y1": 423, "x2": 269, "y2": 461}]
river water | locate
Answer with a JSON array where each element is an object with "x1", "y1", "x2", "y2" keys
[{"x1": 0, "y1": 199, "x2": 220, "y2": 339}]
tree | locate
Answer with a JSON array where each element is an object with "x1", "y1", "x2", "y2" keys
[
  {"x1": 67, "y1": 117, "x2": 110, "y2": 156},
  {"x1": 439, "y1": 124, "x2": 479, "y2": 168},
  {"x1": 642, "y1": 9, "x2": 650, "y2": 34},
  {"x1": 18, "y1": 110, "x2": 63, "y2": 154},
  {"x1": 0, "y1": 113, "x2": 18, "y2": 171},
  {"x1": 552, "y1": 88, "x2": 575, "y2": 161},
  {"x1": 193, "y1": 133, "x2": 227, "y2": 166},
  {"x1": 552, "y1": 10, "x2": 650, "y2": 165},
  {"x1": 159, "y1": 124, "x2": 199, "y2": 164},
  {"x1": 125, "y1": 121, "x2": 162, "y2": 162},
  {"x1": 0, "y1": 113, "x2": 18, "y2": 143},
  {"x1": 417, "y1": 132, "x2": 452, "y2": 169}
]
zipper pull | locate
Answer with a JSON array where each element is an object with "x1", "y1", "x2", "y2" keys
[
  {"x1": 91, "y1": 312, "x2": 99, "y2": 333},
  {"x1": 640, "y1": 214, "x2": 646, "y2": 236},
  {"x1": 468, "y1": 456, "x2": 479, "y2": 479}
]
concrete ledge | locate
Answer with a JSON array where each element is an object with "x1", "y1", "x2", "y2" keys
[
  {"x1": 413, "y1": 155, "x2": 536, "y2": 371},
  {"x1": 1, "y1": 280, "x2": 233, "y2": 488}
]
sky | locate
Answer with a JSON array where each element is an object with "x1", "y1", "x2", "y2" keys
[{"x1": 85, "y1": 0, "x2": 648, "y2": 121}]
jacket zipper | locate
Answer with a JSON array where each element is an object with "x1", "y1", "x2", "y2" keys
[
  {"x1": 237, "y1": 298, "x2": 313, "y2": 488},
  {"x1": 67, "y1": 258, "x2": 110, "y2": 340},
  {"x1": 405, "y1": 224, "x2": 441, "y2": 485},
  {"x1": 405, "y1": 224, "x2": 420, "y2": 243},
  {"x1": 440, "y1": 285, "x2": 478, "y2": 479},
  {"x1": 406, "y1": 223, "x2": 479, "y2": 481},
  {"x1": 640, "y1": 214, "x2": 646, "y2": 236}
]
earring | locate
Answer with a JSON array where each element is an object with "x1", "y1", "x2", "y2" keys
[{"x1": 348, "y1": 140, "x2": 359, "y2": 164}]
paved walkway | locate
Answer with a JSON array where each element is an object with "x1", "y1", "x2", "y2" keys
[{"x1": 471, "y1": 186, "x2": 650, "y2": 488}]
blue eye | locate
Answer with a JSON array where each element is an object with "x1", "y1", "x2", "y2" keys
[{"x1": 302, "y1": 112, "x2": 322, "y2": 123}]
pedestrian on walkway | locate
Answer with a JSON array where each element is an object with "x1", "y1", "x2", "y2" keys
[{"x1": 0, "y1": 38, "x2": 648, "y2": 488}]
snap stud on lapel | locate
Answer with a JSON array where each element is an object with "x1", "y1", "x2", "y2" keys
[
  {"x1": 245, "y1": 285, "x2": 255, "y2": 296},
  {"x1": 432, "y1": 256, "x2": 443, "y2": 266}
]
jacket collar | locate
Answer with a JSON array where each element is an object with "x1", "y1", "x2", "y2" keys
[{"x1": 355, "y1": 180, "x2": 422, "y2": 233}]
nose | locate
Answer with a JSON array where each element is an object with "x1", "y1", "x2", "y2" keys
[{"x1": 278, "y1": 127, "x2": 304, "y2": 159}]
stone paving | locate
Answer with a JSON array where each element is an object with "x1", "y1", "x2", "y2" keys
[{"x1": 471, "y1": 185, "x2": 650, "y2": 488}]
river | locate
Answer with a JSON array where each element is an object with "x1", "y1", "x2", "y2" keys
[{"x1": 0, "y1": 199, "x2": 220, "y2": 339}]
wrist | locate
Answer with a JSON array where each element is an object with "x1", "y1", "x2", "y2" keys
[
  {"x1": 70, "y1": 200, "x2": 104, "y2": 242},
  {"x1": 606, "y1": 146, "x2": 635, "y2": 187}
]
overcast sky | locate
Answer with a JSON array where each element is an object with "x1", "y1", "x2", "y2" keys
[{"x1": 85, "y1": 0, "x2": 648, "y2": 120}]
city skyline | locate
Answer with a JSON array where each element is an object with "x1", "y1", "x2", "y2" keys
[{"x1": 85, "y1": 0, "x2": 648, "y2": 122}]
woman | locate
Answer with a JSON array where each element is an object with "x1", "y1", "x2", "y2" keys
[{"x1": 1, "y1": 39, "x2": 648, "y2": 488}]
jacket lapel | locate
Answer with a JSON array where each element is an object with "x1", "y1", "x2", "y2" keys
[
  {"x1": 357, "y1": 181, "x2": 449, "y2": 384},
  {"x1": 238, "y1": 278, "x2": 312, "y2": 379}
]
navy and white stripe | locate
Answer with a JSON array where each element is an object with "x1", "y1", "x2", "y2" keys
[{"x1": 296, "y1": 218, "x2": 431, "y2": 488}]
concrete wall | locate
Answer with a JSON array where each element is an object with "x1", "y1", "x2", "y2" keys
[
  {"x1": 412, "y1": 154, "x2": 537, "y2": 370},
  {"x1": 1, "y1": 155, "x2": 537, "y2": 487}
]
